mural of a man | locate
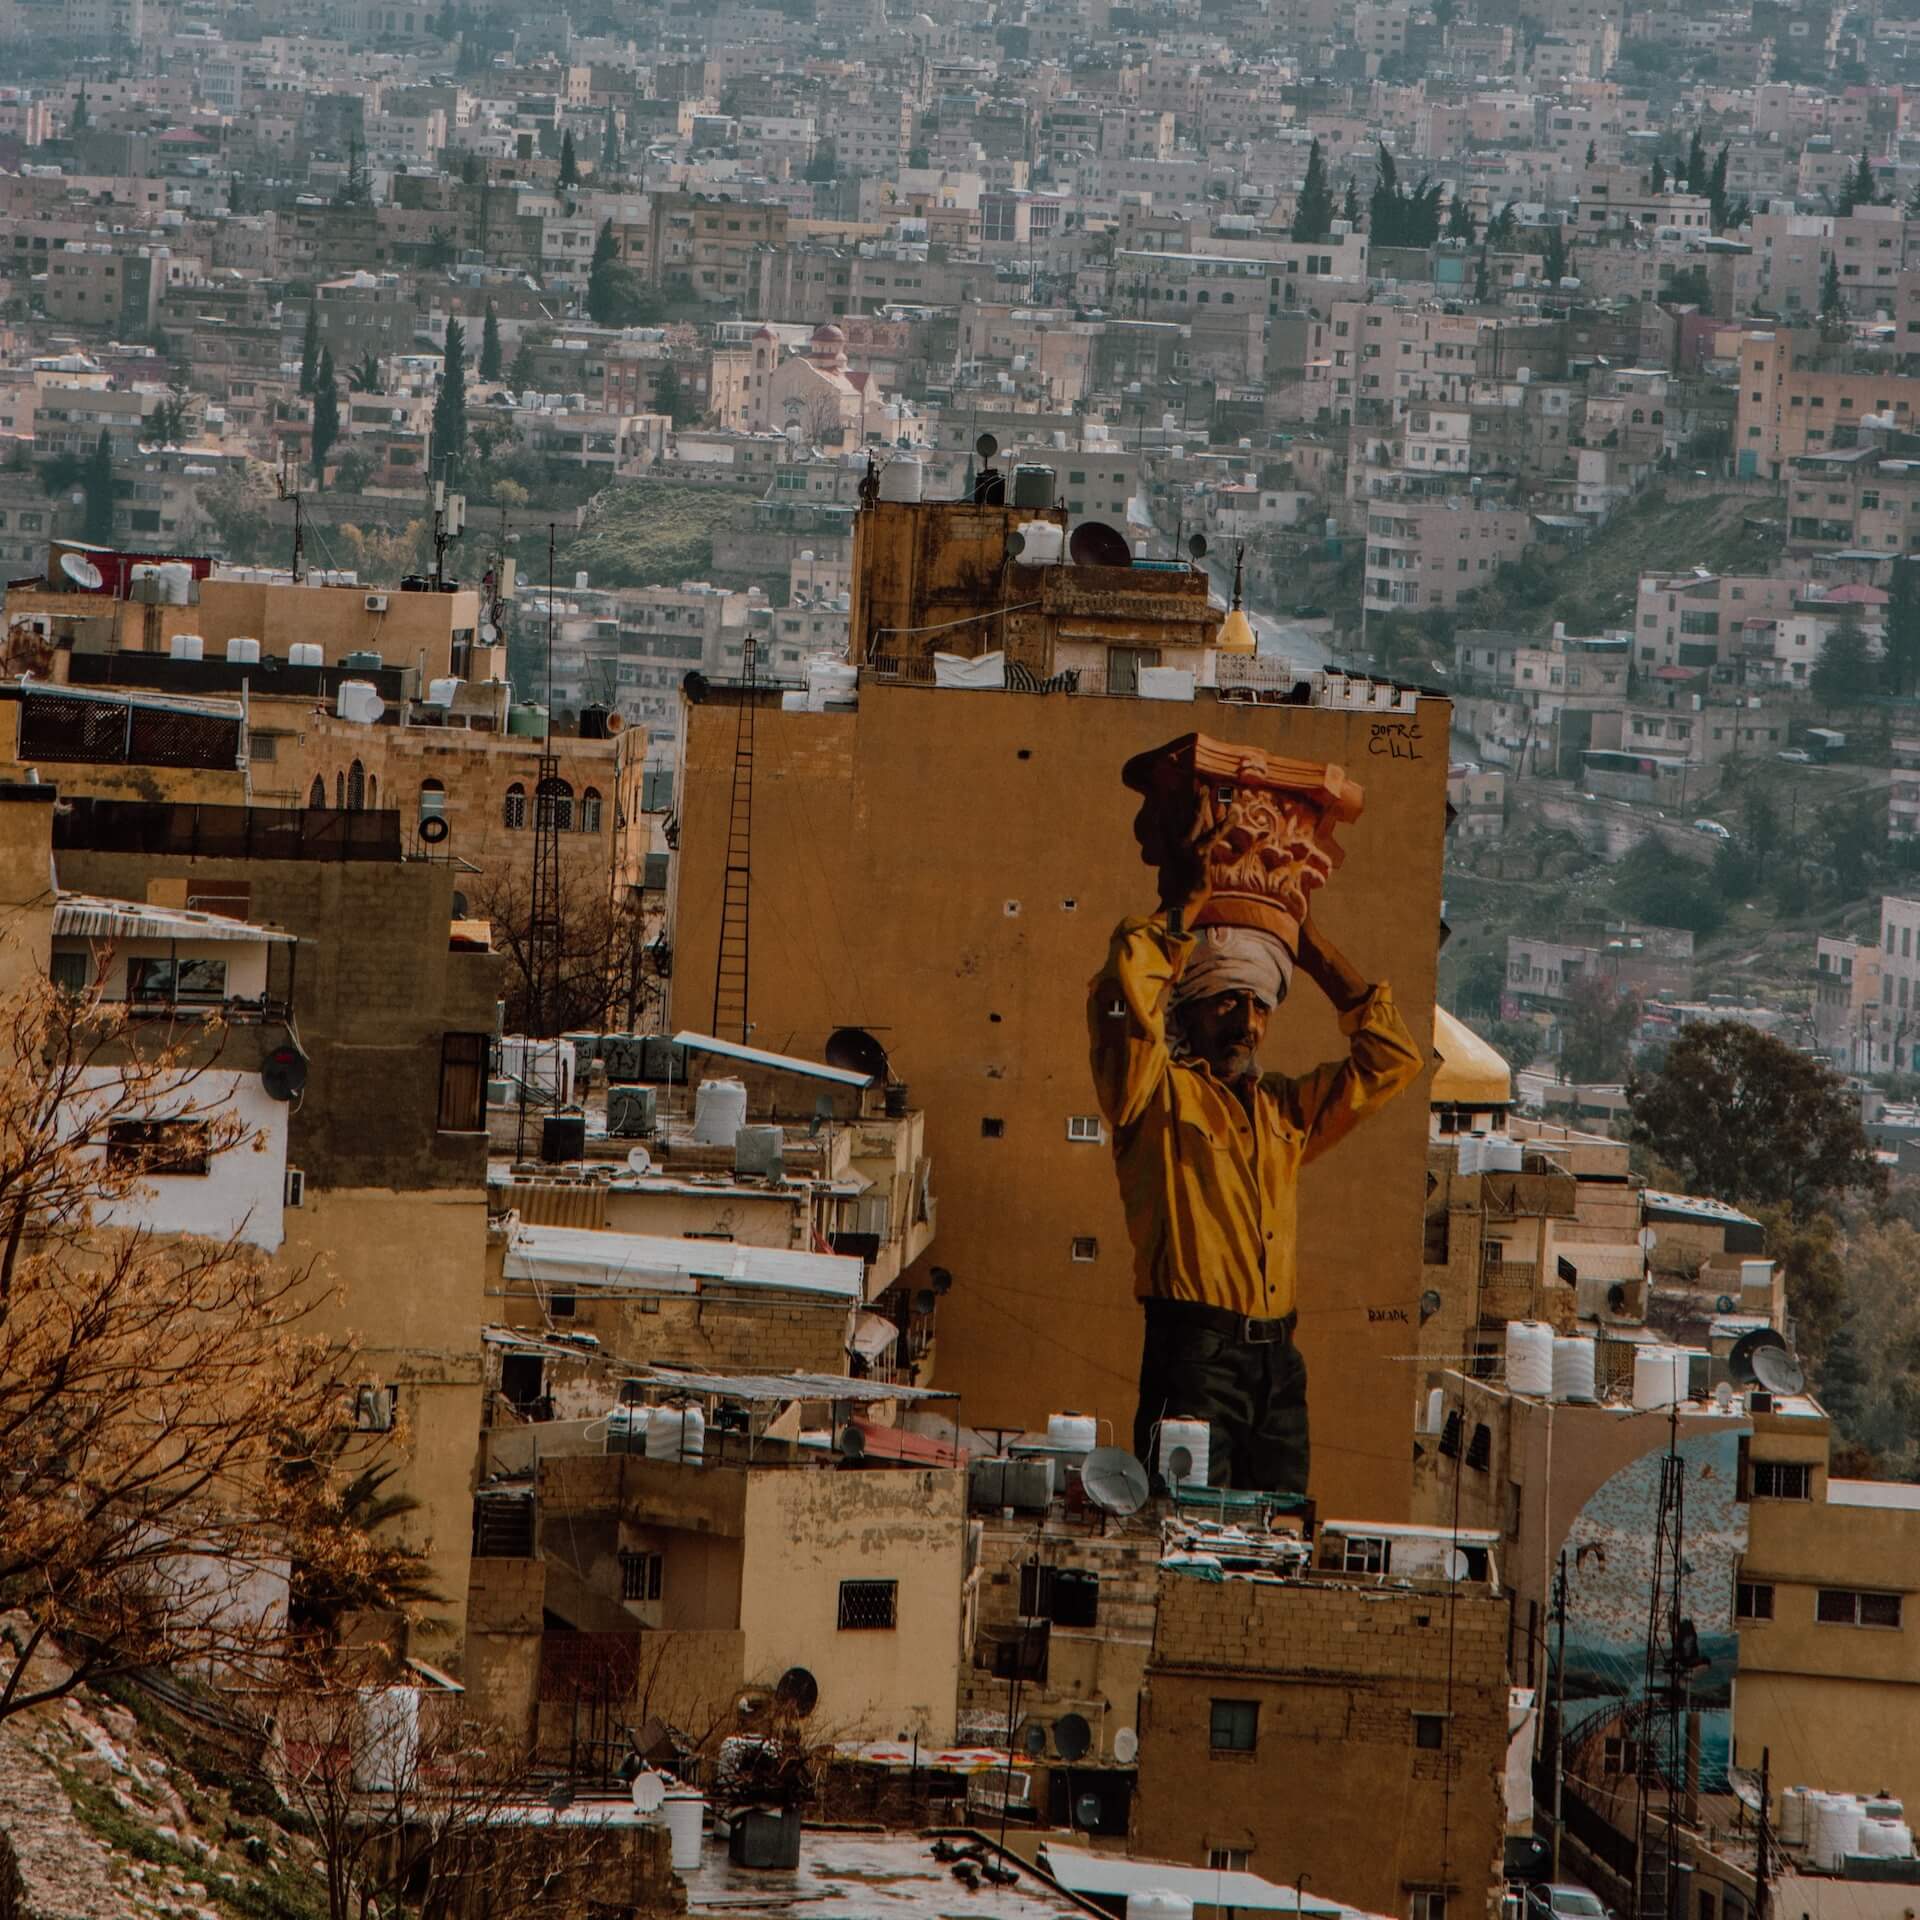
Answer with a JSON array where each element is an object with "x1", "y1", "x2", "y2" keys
[{"x1": 1087, "y1": 736, "x2": 1422, "y2": 1495}]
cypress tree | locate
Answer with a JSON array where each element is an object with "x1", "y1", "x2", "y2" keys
[{"x1": 1292, "y1": 139, "x2": 1334, "y2": 243}]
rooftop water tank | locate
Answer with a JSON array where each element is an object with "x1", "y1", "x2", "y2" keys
[
  {"x1": 1127, "y1": 1895, "x2": 1195, "y2": 1920},
  {"x1": 427, "y1": 677, "x2": 459, "y2": 706},
  {"x1": 1507, "y1": 1321, "x2": 1553, "y2": 1397},
  {"x1": 877, "y1": 456, "x2": 924, "y2": 503},
  {"x1": 691, "y1": 1076, "x2": 748, "y2": 1146},
  {"x1": 508, "y1": 704, "x2": 548, "y2": 738},
  {"x1": 1552, "y1": 1334, "x2": 1596, "y2": 1404},
  {"x1": 168, "y1": 633, "x2": 204, "y2": 661},
  {"x1": 1011, "y1": 463, "x2": 1056, "y2": 508},
  {"x1": 1633, "y1": 1346, "x2": 1687, "y2": 1411},
  {"x1": 1047, "y1": 1410, "x2": 1097, "y2": 1453},
  {"x1": 225, "y1": 636, "x2": 261, "y2": 664},
  {"x1": 1158, "y1": 1417, "x2": 1210, "y2": 1490},
  {"x1": 646, "y1": 1403, "x2": 706, "y2": 1465},
  {"x1": 288, "y1": 642, "x2": 325, "y2": 668}
]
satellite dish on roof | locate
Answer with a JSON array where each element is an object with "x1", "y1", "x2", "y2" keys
[
  {"x1": 1112, "y1": 1727, "x2": 1139, "y2": 1765},
  {"x1": 912, "y1": 1287, "x2": 936, "y2": 1315},
  {"x1": 839, "y1": 1425, "x2": 866, "y2": 1459},
  {"x1": 1069, "y1": 519, "x2": 1133, "y2": 569},
  {"x1": 1020, "y1": 1721, "x2": 1048, "y2": 1757},
  {"x1": 629, "y1": 1769, "x2": 666, "y2": 1815},
  {"x1": 1187, "y1": 532, "x2": 1208, "y2": 560},
  {"x1": 1715, "y1": 1294, "x2": 1737, "y2": 1315},
  {"x1": 775, "y1": 1666, "x2": 819, "y2": 1718},
  {"x1": 1075, "y1": 1793, "x2": 1102, "y2": 1830},
  {"x1": 60, "y1": 552, "x2": 104, "y2": 590},
  {"x1": 626, "y1": 1144, "x2": 654, "y2": 1175},
  {"x1": 262, "y1": 1044, "x2": 308, "y2": 1102},
  {"x1": 929, "y1": 1265, "x2": 953, "y2": 1295},
  {"x1": 975, "y1": 431, "x2": 999, "y2": 461},
  {"x1": 824, "y1": 1025, "x2": 889, "y2": 1080},
  {"x1": 1082, "y1": 1445, "x2": 1150, "y2": 1516},
  {"x1": 1443, "y1": 1547, "x2": 1470, "y2": 1582},
  {"x1": 1054, "y1": 1713, "x2": 1091, "y2": 1761},
  {"x1": 1751, "y1": 1344, "x2": 1806, "y2": 1396},
  {"x1": 1004, "y1": 528, "x2": 1027, "y2": 560},
  {"x1": 1728, "y1": 1326, "x2": 1790, "y2": 1387}
]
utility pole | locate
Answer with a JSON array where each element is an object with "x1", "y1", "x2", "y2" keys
[
  {"x1": 1552, "y1": 1549, "x2": 1569, "y2": 1880},
  {"x1": 1755, "y1": 1747, "x2": 1772, "y2": 1920},
  {"x1": 275, "y1": 456, "x2": 306, "y2": 583},
  {"x1": 432, "y1": 481, "x2": 466, "y2": 591}
]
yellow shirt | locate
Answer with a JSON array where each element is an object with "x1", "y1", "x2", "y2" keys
[{"x1": 1086, "y1": 914, "x2": 1424, "y2": 1319}]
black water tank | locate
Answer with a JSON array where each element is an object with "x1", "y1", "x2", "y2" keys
[
  {"x1": 728, "y1": 1807, "x2": 803, "y2": 1870},
  {"x1": 1011, "y1": 464, "x2": 1056, "y2": 508},
  {"x1": 579, "y1": 704, "x2": 612, "y2": 740},
  {"x1": 541, "y1": 1113, "x2": 587, "y2": 1162}
]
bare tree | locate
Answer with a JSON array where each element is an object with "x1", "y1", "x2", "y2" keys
[
  {"x1": 0, "y1": 971, "x2": 407, "y2": 1721},
  {"x1": 468, "y1": 868, "x2": 655, "y2": 1035}
]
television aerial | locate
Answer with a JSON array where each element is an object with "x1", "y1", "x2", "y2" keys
[{"x1": 1081, "y1": 1446, "x2": 1150, "y2": 1517}]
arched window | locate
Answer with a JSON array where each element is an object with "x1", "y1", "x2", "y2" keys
[
  {"x1": 347, "y1": 759, "x2": 366, "y2": 810},
  {"x1": 420, "y1": 777, "x2": 446, "y2": 819},
  {"x1": 579, "y1": 786, "x2": 603, "y2": 834},
  {"x1": 503, "y1": 783, "x2": 527, "y2": 829},
  {"x1": 1631, "y1": 409, "x2": 1645, "y2": 425},
  {"x1": 335, "y1": 771, "x2": 345, "y2": 808},
  {"x1": 308, "y1": 775, "x2": 326, "y2": 808},
  {"x1": 366, "y1": 772, "x2": 377, "y2": 809},
  {"x1": 536, "y1": 775, "x2": 573, "y2": 833},
  {"x1": 1651, "y1": 409, "x2": 1664, "y2": 425}
]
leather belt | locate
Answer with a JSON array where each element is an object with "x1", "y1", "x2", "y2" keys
[{"x1": 1146, "y1": 1298, "x2": 1296, "y2": 1345}]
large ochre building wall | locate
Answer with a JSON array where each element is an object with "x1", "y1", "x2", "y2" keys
[{"x1": 670, "y1": 681, "x2": 1450, "y2": 1520}]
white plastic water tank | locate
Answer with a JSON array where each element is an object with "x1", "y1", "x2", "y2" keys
[
  {"x1": 1507, "y1": 1321, "x2": 1554, "y2": 1397},
  {"x1": 1126, "y1": 1894, "x2": 1194, "y2": 1920},
  {"x1": 691, "y1": 1077, "x2": 748, "y2": 1146},
  {"x1": 661, "y1": 1790, "x2": 705, "y2": 1870},
  {"x1": 1780, "y1": 1786, "x2": 1811, "y2": 1848},
  {"x1": 1484, "y1": 1136, "x2": 1523, "y2": 1172},
  {"x1": 1457, "y1": 1133, "x2": 1486, "y2": 1175},
  {"x1": 877, "y1": 456, "x2": 924, "y2": 503},
  {"x1": 1867, "y1": 1798, "x2": 1906, "y2": 1824},
  {"x1": 1013, "y1": 518, "x2": 1064, "y2": 566},
  {"x1": 427, "y1": 676, "x2": 460, "y2": 706},
  {"x1": 646, "y1": 1404, "x2": 706, "y2": 1464},
  {"x1": 168, "y1": 632, "x2": 204, "y2": 661},
  {"x1": 351, "y1": 1685, "x2": 421, "y2": 1790},
  {"x1": 1633, "y1": 1346, "x2": 1687, "y2": 1410},
  {"x1": 1815, "y1": 1794, "x2": 1860, "y2": 1870},
  {"x1": 335, "y1": 680, "x2": 384, "y2": 725},
  {"x1": 1047, "y1": 1410, "x2": 1098, "y2": 1452},
  {"x1": 806, "y1": 654, "x2": 857, "y2": 700},
  {"x1": 160, "y1": 561, "x2": 192, "y2": 604},
  {"x1": 289, "y1": 642, "x2": 325, "y2": 668},
  {"x1": 225, "y1": 636, "x2": 261, "y2": 664},
  {"x1": 1855, "y1": 1820, "x2": 1909, "y2": 1859},
  {"x1": 1552, "y1": 1334, "x2": 1597, "y2": 1404},
  {"x1": 604, "y1": 1404, "x2": 651, "y2": 1449},
  {"x1": 1158, "y1": 1418, "x2": 1210, "y2": 1489}
]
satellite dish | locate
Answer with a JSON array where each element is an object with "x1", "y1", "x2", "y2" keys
[
  {"x1": 479, "y1": 619, "x2": 499, "y2": 644},
  {"x1": 1751, "y1": 1344, "x2": 1806, "y2": 1396},
  {"x1": 1054, "y1": 1713, "x2": 1091, "y2": 1761},
  {"x1": 261, "y1": 1044, "x2": 308, "y2": 1102},
  {"x1": 824, "y1": 1025, "x2": 890, "y2": 1080},
  {"x1": 775, "y1": 1666, "x2": 819, "y2": 1717},
  {"x1": 1443, "y1": 1546, "x2": 1470, "y2": 1581},
  {"x1": 626, "y1": 1144, "x2": 654, "y2": 1174},
  {"x1": 928, "y1": 1266, "x2": 953, "y2": 1295},
  {"x1": 60, "y1": 552, "x2": 103, "y2": 590},
  {"x1": 1075, "y1": 1793, "x2": 1102, "y2": 1830},
  {"x1": 911, "y1": 1288, "x2": 936, "y2": 1315},
  {"x1": 1112, "y1": 1727, "x2": 1139, "y2": 1765},
  {"x1": 1419, "y1": 1287, "x2": 1443, "y2": 1324},
  {"x1": 629, "y1": 1769, "x2": 666, "y2": 1814},
  {"x1": 1167, "y1": 1446, "x2": 1194, "y2": 1483},
  {"x1": 839, "y1": 1425, "x2": 867, "y2": 1459},
  {"x1": 1069, "y1": 520, "x2": 1133, "y2": 569},
  {"x1": 1021, "y1": 1721, "x2": 1048, "y2": 1757},
  {"x1": 975, "y1": 431, "x2": 999, "y2": 461},
  {"x1": 1638, "y1": 1226, "x2": 1657, "y2": 1251},
  {"x1": 1187, "y1": 532, "x2": 1208, "y2": 560},
  {"x1": 1714, "y1": 1382, "x2": 1734, "y2": 1410},
  {"x1": 1004, "y1": 528, "x2": 1027, "y2": 560},
  {"x1": 1081, "y1": 1446, "x2": 1150, "y2": 1516},
  {"x1": 1728, "y1": 1327, "x2": 1790, "y2": 1387},
  {"x1": 1715, "y1": 1294, "x2": 1737, "y2": 1315}
]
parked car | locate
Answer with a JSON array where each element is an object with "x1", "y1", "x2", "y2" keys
[
  {"x1": 1693, "y1": 818, "x2": 1732, "y2": 840},
  {"x1": 1525, "y1": 1884, "x2": 1612, "y2": 1920},
  {"x1": 1292, "y1": 602, "x2": 1329, "y2": 619},
  {"x1": 1777, "y1": 748, "x2": 1812, "y2": 764}
]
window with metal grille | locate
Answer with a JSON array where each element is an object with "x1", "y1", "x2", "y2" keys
[
  {"x1": 1752, "y1": 1460, "x2": 1811, "y2": 1500},
  {"x1": 837, "y1": 1579, "x2": 897, "y2": 1630},
  {"x1": 1209, "y1": 1699, "x2": 1258, "y2": 1752},
  {"x1": 620, "y1": 1550, "x2": 663, "y2": 1602},
  {"x1": 1413, "y1": 1714, "x2": 1446, "y2": 1750},
  {"x1": 1735, "y1": 1581, "x2": 1774, "y2": 1621},
  {"x1": 1817, "y1": 1588, "x2": 1903, "y2": 1627},
  {"x1": 503, "y1": 783, "x2": 527, "y2": 829},
  {"x1": 437, "y1": 1032, "x2": 488, "y2": 1132}
]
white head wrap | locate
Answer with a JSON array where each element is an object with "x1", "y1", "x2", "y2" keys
[{"x1": 1170, "y1": 926, "x2": 1295, "y2": 1013}]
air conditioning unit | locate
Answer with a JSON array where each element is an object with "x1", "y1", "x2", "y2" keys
[
  {"x1": 607, "y1": 1084, "x2": 657, "y2": 1137},
  {"x1": 365, "y1": 593, "x2": 389, "y2": 612},
  {"x1": 284, "y1": 1166, "x2": 305, "y2": 1208}
]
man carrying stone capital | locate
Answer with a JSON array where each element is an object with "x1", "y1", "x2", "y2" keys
[{"x1": 1087, "y1": 789, "x2": 1421, "y2": 1496}]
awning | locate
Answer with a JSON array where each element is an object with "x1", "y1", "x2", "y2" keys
[
  {"x1": 54, "y1": 894, "x2": 295, "y2": 943},
  {"x1": 850, "y1": 1309, "x2": 900, "y2": 1360}
]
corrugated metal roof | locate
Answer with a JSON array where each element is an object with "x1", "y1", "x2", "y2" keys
[
  {"x1": 672, "y1": 1029, "x2": 873, "y2": 1088},
  {"x1": 53, "y1": 893, "x2": 295, "y2": 943},
  {"x1": 503, "y1": 1222, "x2": 862, "y2": 1300},
  {"x1": 622, "y1": 1363, "x2": 954, "y2": 1404},
  {"x1": 1039, "y1": 1846, "x2": 1374, "y2": 1917}
]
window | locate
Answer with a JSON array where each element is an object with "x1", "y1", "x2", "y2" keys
[
  {"x1": 837, "y1": 1579, "x2": 898, "y2": 1630},
  {"x1": 308, "y1": 775, "x2": 326, "y2": 808},
  {"x1": 437, "y1": 1032, "x2": 488, "y2": 1132},
  {"x1": 1066, "y1": 1115, "x2": 1102, "y2": 1143},
  {"x1": 1341, "y1": 1533, "x2": 1391, "y2": 1574},
  {"x1": 1413, "y1": 1713, "x2": 1446, "y2": 1750},
  {"x1": 1209, "y1": 1699, "x2": 1258, "y2": 1752},
  {"x1": 579, "y1": 786, "x2": 602, "y2": 834},
  {"x1": 1603, "y1": 1735, "x2": 1642, "y2": 1775},
  {"x1": 49, "y1": 949, "x2": 90, "y2": 994},
  {"x1": 1817, "y1": 1588, "x2": 1903, "y2": 1627},
  {"x1": 619, "y1": 1549, "x2": 663, "y2": 1601},
  {"x1": 537, "y1": 775, "x2": 574, "y2": 832},
  {"x1": 1735, "y1": 1581, "x2": 1774, "y2": 1621},
  {"x1": 419, "y1": 778, "x2": 446, "y2": 818},
  {"x1": 129, "y1": 956, "x2": 227, "y2": 1004},
  {"x1": 1752, "y1": 1460, "x2": 1812, "y2": 1500},
  {"x1": 106, "y1": 1118, "x2": 211, "y2": 1176},
  {"x1": 981, "y1": 1117, "x2": 1005, "y2": 1139},
  {"x1": 1411, "y1": 1893, "x2": 1448, "y2": 1920},
  {"x1": 1070, "y1": 1235, "x2": 1098, "y2": 1261},
  {"x1": 248, "y1": 731, "x2": 278, "y2": 762},
  {"x1": 1208, "y1": 1849, "x2": 1251, "y2": 1872},
  {"x1": 347, "y1": 759, "x2": 366, "y2": 810},
  {"x1": 504, "y1": 783, "x2": 527, "y2": 829}
]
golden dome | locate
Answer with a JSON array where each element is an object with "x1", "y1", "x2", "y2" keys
[
  {"x1": 1431, "y1": 1006, "x2": 1513, "y2": 1109},
  {"x1": 1214, "y1": 605, "x2": 1258, "y2": 654}
]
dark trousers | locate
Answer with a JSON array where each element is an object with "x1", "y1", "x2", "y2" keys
[{"x1": 1133, "y1": 1298, "x2": 1310, "y2": 1496}]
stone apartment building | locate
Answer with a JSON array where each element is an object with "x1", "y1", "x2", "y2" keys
[{"x1": 1812, "y1": 931, "x2": 1883, "y2": 1072}]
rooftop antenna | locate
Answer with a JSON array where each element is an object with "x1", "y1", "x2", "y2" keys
[
  {"x1": 516, "y1": 524, "x2": 564, "y2": 1159},
  {"x1": 274, "y1": 454, "x2": 306, "y2": 583}
]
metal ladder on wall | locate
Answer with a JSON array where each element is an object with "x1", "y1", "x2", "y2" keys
[{"x1": 710, "y1": 637, "x2": 757, "y2": 1044}]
